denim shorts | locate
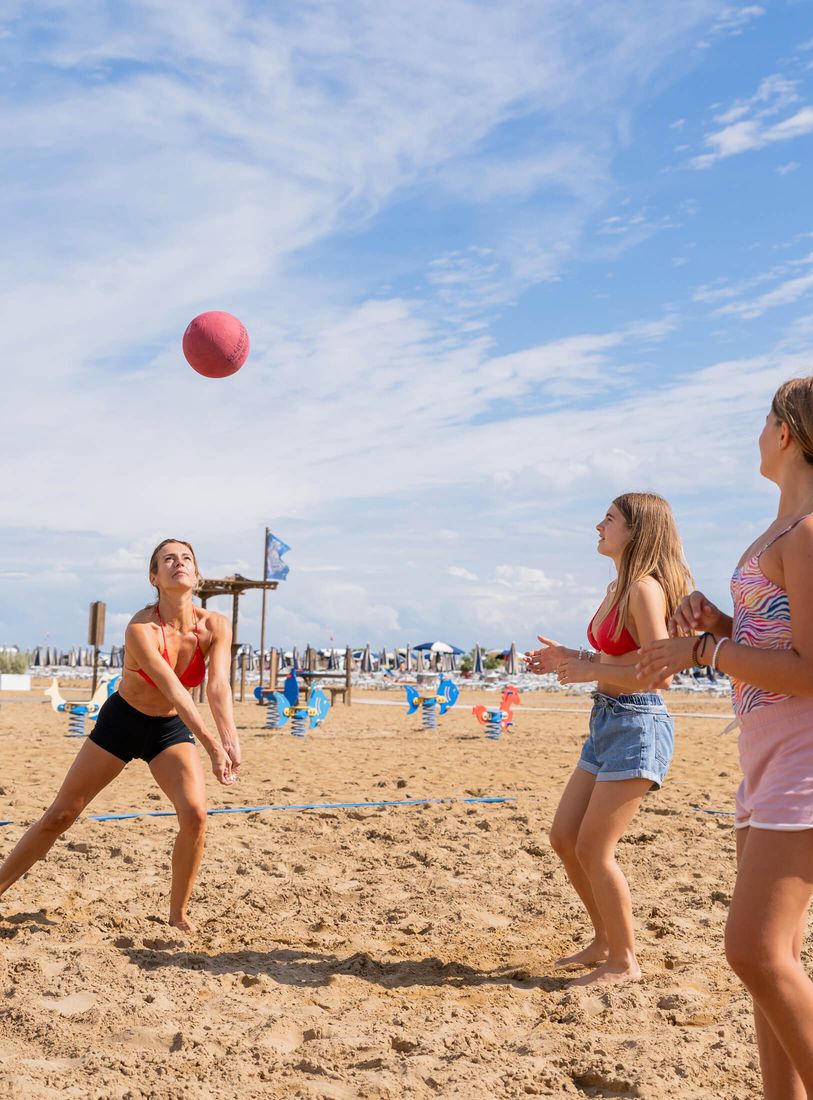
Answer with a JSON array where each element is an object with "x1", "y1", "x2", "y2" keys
[{"x1": 578, "y1": 692, "x2": 674, "y2": 789}]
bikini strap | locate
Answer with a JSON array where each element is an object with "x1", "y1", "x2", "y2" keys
[{"x1": 758, "y1": 512, "x2": 813, "y2": 556}]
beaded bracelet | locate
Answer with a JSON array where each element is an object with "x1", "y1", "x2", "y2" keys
[{"x1": 711, "y1": 636, "x2": 729, "y2": 673}]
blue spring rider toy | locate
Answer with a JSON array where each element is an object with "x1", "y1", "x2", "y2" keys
[
  {"x1": 472, "y1": 686, "x2": 521, "y2": 741},
  {"x1": 45, "y1": 676, "x2": 121, "y2": 738},
  {"x1": 404, "y1": 675, "x2": 460, "y2": 730},
  {"x1": 254, "y1": 671, "x2": 330, "y2": 739}
]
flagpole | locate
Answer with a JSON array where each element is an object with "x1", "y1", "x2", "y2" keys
[{"x1": 259, "y1": 526, "x2": 269, "y2": 689}]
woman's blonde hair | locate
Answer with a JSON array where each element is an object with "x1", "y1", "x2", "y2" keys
[
  {"x1": 772, "y1": 377, "x2": 813, "y2": 466},
  {"x1": 610, "y1": 492, "x2": 693, "y2": 640},
  {"x1": 148, "y1": 538, "x2": 201, "y2": 604}
]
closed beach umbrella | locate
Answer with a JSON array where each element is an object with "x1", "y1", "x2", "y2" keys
[
  {"x1": 291, "y1": 645, "x2": 300, "y2": 670},
  {"x1": 379, "y1": 648, "x2": 388, "y2": 670},
  {"x1": 472, "y1": 644, "x2": 484, "y2": 675},
  {"x1": 414, "y1": 648, "x2": 426, "y2": 672},
  {"x1": 506, "y1": 643, "x2": 518, "y2": 675},
  {"x1": 360, "y1": 643, "x2": 373, "y2": 673}
]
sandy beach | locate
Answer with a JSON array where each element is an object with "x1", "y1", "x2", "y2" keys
[{"x1": 0, "y1": 684, "x2": 771, "y2": 1098}]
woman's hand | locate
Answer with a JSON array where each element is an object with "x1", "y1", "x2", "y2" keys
[
  {"x1": 525, "y1": 635, "x2": 574, "y2": 674},
  {"x1": 635, "y1": 636, "x2": 696, "y2": 689},
  {"x1": 221, "y1": 734, "x2": 241, "y2": 777},
  {"x1": 670, "y1": 591, "x2": 726, "y2": 638},
  {"x1": 555, "y1": 655, "x2": 597, "y2": 685},
  {"x1": 209, "y1": 746, "x2": 236, "y2": 786}
]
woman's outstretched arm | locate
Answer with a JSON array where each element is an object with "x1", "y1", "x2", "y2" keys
[{"x1": 204, "y1": 614, "x2": 241, "y2": 777}]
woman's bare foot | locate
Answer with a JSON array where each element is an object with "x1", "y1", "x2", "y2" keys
[
  {"x1": 566, "y1": 960, "x2": 642, "y2": 987},
  {"x1": 169, "y1": 913, "x2": 197, "y2": 933},
  {"x1": 555, "y1": 940, "x2": 610, "y2": 968}
]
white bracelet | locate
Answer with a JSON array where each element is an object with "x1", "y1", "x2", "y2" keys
[{"x1": 711, "y1": 636, "x2": 729, "y2": 673}]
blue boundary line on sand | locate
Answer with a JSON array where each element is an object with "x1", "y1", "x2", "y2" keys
[{"x1": 0, "y1": 795, "x2": 516, "y2": 827}]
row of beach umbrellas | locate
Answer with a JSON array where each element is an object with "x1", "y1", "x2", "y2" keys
[{"x1": 22, "y1": 640, "x2": 523, "y2": 675}]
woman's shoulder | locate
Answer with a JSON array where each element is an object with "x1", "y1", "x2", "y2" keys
[
  {"x1": 127, "y1": 606, "x2": 157, "y2": 629},
  {"x1": 198, "y1": 607, "x2": 230, "y2": 634},
  {"x1": 628, "y1": 575, "x2": 666, "y2": 603},
  {"x1": 779, "y1": 514, "x2": 813, "y2": 561}
]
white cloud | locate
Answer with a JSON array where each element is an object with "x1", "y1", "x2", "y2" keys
[
  {"x1": 448, "y1": 566, "x2": 478, "y2": 581},
  {"x1": 776, "y1": 161, "x2": 800, "y2": 175},
  {"x1": 691, "y1": 75, "x2": 813, "y2": 168}
]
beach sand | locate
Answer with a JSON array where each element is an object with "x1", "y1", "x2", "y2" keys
[{"x1": 0, "y1": 685, "x2": 775, "y2": 1098}]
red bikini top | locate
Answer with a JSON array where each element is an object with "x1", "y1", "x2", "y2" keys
[
  {"x1": 134, "y1": 608, "x2": 206, "y2": 689},
  {"x1": 587, "y1": 602, "x2": 638, "y2": 656}
]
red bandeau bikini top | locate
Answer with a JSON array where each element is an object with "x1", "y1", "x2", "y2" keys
[
  {"x1": 134, "y1": 607, "x2": 206, "y2": 689},
  {"x1": 587, "y1": 602, "x2": 638, "y2": 657}
]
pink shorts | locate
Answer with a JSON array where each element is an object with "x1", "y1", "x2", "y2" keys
[{"x1": 736, "y1": 695, "x2": 813, "y2": 831}]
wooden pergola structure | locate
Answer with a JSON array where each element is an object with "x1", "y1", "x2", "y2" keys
[{"x1": 197, "y1": 574, "x2": 278, "y2": 693}]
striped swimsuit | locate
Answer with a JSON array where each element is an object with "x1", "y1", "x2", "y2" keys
[
  {"x1": 729, "y1": 517, "x2": 809, "y2": 716},
  {"x1": 731, "y1": 513, "x2": 813, "y2": 830}
]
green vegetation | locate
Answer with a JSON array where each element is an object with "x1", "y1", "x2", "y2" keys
[
  {"x1": 0, "y1": 650, "x2": 31, "y2": 674},
  {"x1": 460, "y1": 648, "x2": 502, "y2": 674}
]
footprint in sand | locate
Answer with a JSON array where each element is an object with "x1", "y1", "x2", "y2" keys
[
  {"x1": 40, "y1": 991, "x2": 98, "y2": 1016},
  {"x1": 259, "y1": 1022, "x2": 305, "y2": 1053}
]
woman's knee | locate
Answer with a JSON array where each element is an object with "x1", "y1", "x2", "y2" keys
[
  {"x1": 549, "y1": 823, "x2": 578, "y2": 861},
  {"x1": 177, "y1": 804, "x2": 207, "y2": 834},
  {"x1": 574, "y1": 831, "x2": 612, "y2": 874},
  {"x1": 40, "y1": 801, "x2": 81, "y2": 835},
  {"x1": 725, "y1": 923, "x2": 786, "y2": 989}
]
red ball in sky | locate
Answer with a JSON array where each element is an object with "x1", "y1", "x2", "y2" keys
[{"x1": 182, "y1": 311, "x2": 250, "y2": 378}]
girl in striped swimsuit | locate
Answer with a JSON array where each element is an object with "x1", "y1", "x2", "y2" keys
[{"x1": 637, "y1": 377, "x2": 813, "y2": 1100}]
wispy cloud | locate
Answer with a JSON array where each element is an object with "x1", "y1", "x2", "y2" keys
[
  {"x1": 691, "y1": 74, "x2": 813, "y2": 167},
  {"x1": 695, "y1": 251, "x2": 813, "y2": 319}
]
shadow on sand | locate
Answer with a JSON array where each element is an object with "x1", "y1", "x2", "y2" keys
[{"x1": 123, "y1": 944, "x2": 566, "y2": 992}]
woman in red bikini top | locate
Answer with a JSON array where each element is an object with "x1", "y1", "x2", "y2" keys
[
  {"x1": 0, "y1": 538, "x2": 240, "y2": 934},
  {"x1": 525, "y1": 493, "x2": 692, "y2": 989}
]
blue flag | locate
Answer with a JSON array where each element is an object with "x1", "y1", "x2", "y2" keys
[{"x1": 265, "y1": 531, "x2": 291, "y2": 581}]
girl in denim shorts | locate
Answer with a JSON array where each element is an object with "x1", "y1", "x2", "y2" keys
[{"x1": 526, "y1": 492, "x2": 692, "y2": 987}]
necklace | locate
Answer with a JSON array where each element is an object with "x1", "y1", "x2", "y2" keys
[{"x1": 156, "y1": 606, "x2": 195, "y2": 633}]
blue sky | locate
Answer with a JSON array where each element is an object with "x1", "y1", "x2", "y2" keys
[{"x1": 2, "y1": 1, "x2": 813, "y2": 652}]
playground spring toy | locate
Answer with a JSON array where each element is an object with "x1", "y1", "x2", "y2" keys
[
  {"x1": 254, "y1": 671, "x2": 330, "y2": 738},
  {"x1": 404, "y1": 675, "x2": 460, "y2": 730},
  {"x1": 45, "y1": 676, "x2": 121, "y2": 738},
  {"x1": 472, "y1": 686, "x2": 521, "y2": 741}
]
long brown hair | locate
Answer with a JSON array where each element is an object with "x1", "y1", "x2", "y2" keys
[
  {"x1": 772, "y1": 377, "x2": 813, "y2": 466},
  {"x1": 148, "y1": 538, "x2": 201, "y2": 604},
  {"x1": 610, "y1": 493, "x2": 692, "y2": 640}
]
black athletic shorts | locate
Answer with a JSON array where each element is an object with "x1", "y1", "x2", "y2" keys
[{"x1": 89, "y1": 691, "x2": 196, "y2": 764}]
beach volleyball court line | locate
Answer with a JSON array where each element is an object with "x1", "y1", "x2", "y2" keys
[{"x1": 0, "y1": 795, "x2": 516, "y2": 827}]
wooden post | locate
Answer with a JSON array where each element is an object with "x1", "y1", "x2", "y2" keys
[
  {"x1": 269, "y1": 647, "x2": 279, "y2": 692},
  {"x1": 88, "y1": 601, "x2": 106, "y2": 696},
  {"x1": 239, "y1": 651, "x2": 247, "y2": 702},
  {"x1": 259, "y1": 526, "x2": 269, "y2": 688},
  {"x1": 344, "y1": 644, "x2": 353, "y2": 706},
  {"x1": 230, "y1": 593, "x2": 239, "y2": 695},
  {"x1": 306, "y1": 645, "x2": 315, "y2": 672}
]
